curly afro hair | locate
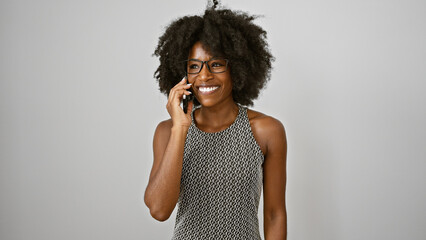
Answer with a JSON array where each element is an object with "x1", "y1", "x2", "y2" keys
[{"x1": 153, "y1": 0, "x2": 273, "y2": 106}]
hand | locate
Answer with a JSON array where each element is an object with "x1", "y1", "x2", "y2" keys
[{"x1": 166, "y1": 77, "x2": 194, "y2": 129}]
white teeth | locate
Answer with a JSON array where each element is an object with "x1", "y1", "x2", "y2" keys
[{"x1": 199, "y1": 86, "x2": 219, "y2": 93}]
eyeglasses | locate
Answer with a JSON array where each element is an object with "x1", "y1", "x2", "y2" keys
[{"x1": 185, "y1": 58, "x2": 229, "y2": 74}]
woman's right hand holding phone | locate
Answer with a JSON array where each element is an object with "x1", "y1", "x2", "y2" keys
[
  {"x1": 145, "y1": 77, "x2": 193, "y2": 220},
  {"x1": 166, "y1": 77, "x2": 193, "y2": 129}
]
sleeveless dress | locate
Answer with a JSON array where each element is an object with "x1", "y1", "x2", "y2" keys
[{"x1": 171, "y1": 105, "x2": 264, "y2": 240}]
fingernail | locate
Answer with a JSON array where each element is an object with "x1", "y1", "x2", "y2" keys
[
  {"x1": 183, "y1": 95, "x2": 186, "y2": 99},
  {"x1": 187, "y1": 83, "x2": 192, "y2": 86},
  {"x1": 181, "y1": 77, "x2": 186, "y2": 81},
  {"x1": 188, "y1": 91, "x2": 192, "y2": 94}
]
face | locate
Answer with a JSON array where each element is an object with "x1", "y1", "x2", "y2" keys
[{"x1": 186, "y1": 41, "x2": 233, "y2": 108}]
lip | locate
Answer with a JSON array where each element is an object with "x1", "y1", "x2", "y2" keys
[{"x1": 196, "y1": 85, "x2": 220, "y2": 95}]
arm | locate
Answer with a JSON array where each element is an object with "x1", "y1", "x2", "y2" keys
[
  {"x1": 144, "y1": 120, "x2": 187, "y2": 221},
  {"x1": 143, "y1": 78, "x2": 193, "y2": 221},
  {"x1": 251, "y1": 114, "x2": 287, "y2": 239},
  {"x1": 263, "y1": 118, "x2": 287, "y2": 239}
]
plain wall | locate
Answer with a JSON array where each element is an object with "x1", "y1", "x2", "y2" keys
[{"x1": 1, "y1": 0, "x2": 425, "y2": 239}]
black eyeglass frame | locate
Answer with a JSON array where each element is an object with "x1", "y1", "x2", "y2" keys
[{"x1": 184, "y1": 58, "x2": 229, "y2": 75}]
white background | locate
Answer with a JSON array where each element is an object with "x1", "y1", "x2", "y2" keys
[{"x1": 1, "y1": 0, "x2": 425, "y2": 239}]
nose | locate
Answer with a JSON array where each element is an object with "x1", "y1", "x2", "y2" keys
[{"x1": 197, "y1": 62, "x2": 213, "y2": 82}]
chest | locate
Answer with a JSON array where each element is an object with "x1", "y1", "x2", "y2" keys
[{"x1": 182, "y1": 129, "x2": 264, "y2": 189}]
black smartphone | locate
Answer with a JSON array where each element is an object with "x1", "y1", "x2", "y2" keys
[{"x1": 182, "y1": 77, "x2": 193, "y2": 114}]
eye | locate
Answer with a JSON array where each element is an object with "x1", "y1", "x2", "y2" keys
[
  {"x1": 189, "y1": 64, "x2": 200, "y2": 69},
  {"x1": 210, "y1": 60, "x2": 225, "y2": 68}
]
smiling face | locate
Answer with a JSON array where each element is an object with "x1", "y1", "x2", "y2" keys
[{"x1": 186, "y1": 41, "x2": 234, "y2": 108}]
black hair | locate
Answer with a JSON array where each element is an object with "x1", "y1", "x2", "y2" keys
[{"x1": 153, "y1": 0, "x2": 273, "y2": 106}]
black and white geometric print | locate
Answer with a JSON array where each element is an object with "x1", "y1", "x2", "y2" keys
[{"x1": 172, "y1": 105, "x2": 264, "y2": 240}]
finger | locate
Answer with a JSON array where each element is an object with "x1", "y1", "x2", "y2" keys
[
  {"x1": 177, "y1": 76, "x2": 187, "y2": 85},
  {"x1": 171, "y1": 87, "x2": 192, "y2": 99},
  {"x1": 183, "y1": 83, "x2": 192, "y2": 89},
  {"x1": 169, "y1": 84, "x2": 190, "y2": 100},
  {"x1": 170, "y1": 89, "x2": 189, "y2": 106},
  {"x1": 168, "y1": 89, "x2": 176, "y2": 104},
  {"x1": 175, "y1": 90, "x2": 192, "y2": 105},
  {"x1": 169, "y1": 80, "x2": 188, "y2": 100},
  {"x1": 171, "y1": 83, "x2": 192, "y2": 92}
]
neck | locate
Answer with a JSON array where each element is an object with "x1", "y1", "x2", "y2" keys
[{"x1": 195, "y1": 99, "x2": 239, "y2": 131}]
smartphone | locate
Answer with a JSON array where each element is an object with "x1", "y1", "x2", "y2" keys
[{"x1": 182, "y1": 77, "x2": 193, "y2": 114}]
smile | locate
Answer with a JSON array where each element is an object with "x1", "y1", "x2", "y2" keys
[{"x1": 198, "y1": 86, "x2": 219, "y2": 94}]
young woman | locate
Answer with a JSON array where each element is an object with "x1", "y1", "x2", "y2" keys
[{"x1": 144, "y1": 1, "x2": 287, "y2": 239}]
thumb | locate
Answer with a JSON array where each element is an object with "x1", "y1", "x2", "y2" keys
[{"x1": 186, "y1": 101, "x2": 194, "y2": 116}]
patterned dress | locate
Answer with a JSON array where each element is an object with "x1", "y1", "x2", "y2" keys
[{"x1": 172, "y1": 105, "x2": 264, "y2": 240}]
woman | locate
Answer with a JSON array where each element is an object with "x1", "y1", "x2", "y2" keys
[{"x1": 144, "y1": 1, "x2": 287, "y2": 239}]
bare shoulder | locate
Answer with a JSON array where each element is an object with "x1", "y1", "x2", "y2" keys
[
  {"x1": 153, "y1": 119, "x2": 173, "y2": 142},
  {"x1": 247, "y1": 109, "x2": 286, "y2": 135},
  {"x1": 247, "y1": 109, "x2": 287, "y2": 156},
  {"x1": 156, "y1": 118, "x2": 173, "y2": 131}
]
